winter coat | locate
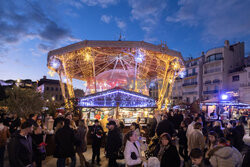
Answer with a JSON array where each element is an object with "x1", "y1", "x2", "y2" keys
[
  {"x1": 156, "y1": 119, "x2": 176, "y2": 137},
  {"x1": 212, "y1": 126, "x2": 224, "y2": 138},
  {"x1": 54, "y1": 125, "x2": 75, "y2": 158},
  {"x1": 8, "y1": 132, "x2": 33, "y2": 167},
  {"x1": 147, "y1": 117, "x2": 157, "y2": 137},
  {"x1": 209, "y1": 146, "x2": 242, "y2": 167},
  {"x1": 75, "y1": 126, "x2": 88, "y2": 153},
  {"x1": 186, "y1": 121, "x2": 195, "y2": 138},
  {"x1": 188, "y1": 129, "x2": 205, "y2": 153},
  {"x1": 124, "y1": 140, "x2": 142, "y2": 166},
  {"x1": 0, "y1": 124, "x2": 10, "y2": 147},
  {"x1": 160, "y1": 144, "x2": 180, "y2": 167},
  {"x1": 90, "y1": 125, "x2": 103, "y2": 143},
  {"x1": 177, "y1": 127, "x2": 187, "y2": 146},
  {"x1": 106, "y1": 127, "x2": 122, "y2": 157}
]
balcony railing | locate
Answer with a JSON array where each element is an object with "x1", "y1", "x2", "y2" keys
[
  {"x1": 203, "y1": 90, "x2": 219, "y2": 94},
  {"x1": 183, "y1": 91, "x2": 198, "y2": 95},
  {"x1": 213, "y1": 79, "x2": 221, "y2": 83},
  {"x1": 240, "y1": 83, "x2": 250, "y2": 87},
  {"x1": 186, "y1": 72, "x2": 198, "y2": 77},
  {"x1": 204, "y1": 80, "x2": 212, "y2": 85},
  {"x1": 182, "y1": 82, "x2": 198, "y2": 86},
  {"x1": 204, "y1": 67, "x2": 221, "y2": 74},
  {"x1": 204, "y1": 57, "x2": 223, "y2": 64}
]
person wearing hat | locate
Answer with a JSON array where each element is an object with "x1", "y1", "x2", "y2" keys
[
  {"x1": 90, "y1": 119, "x2": 103, "y2": 165},
  {"x1": 105, "y1": 120, "x2": 122, "y2": 167}
]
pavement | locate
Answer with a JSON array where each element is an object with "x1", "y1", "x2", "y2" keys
[{"x1": 4, "y1": 145, "x2": 125, "y2": 167}]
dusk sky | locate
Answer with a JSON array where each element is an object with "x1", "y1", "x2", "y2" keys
[{"x1": 1, "y1": 0, "x2": 250, "y2": 83}]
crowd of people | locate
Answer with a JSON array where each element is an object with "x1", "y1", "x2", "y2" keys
[{"x1": 0, "y1": 109, "x2": 249, "y2": 167}]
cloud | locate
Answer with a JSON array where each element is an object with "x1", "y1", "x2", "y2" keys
[
  {"x1": 0, "y1": 0, "x2": 76, "y2": 53},
  {"x1": 81, "y1": 0, "x2": 119, "y2": 8},
  {"x1": 128, "y1": 0, "x2": 167, "y2": 41},
  {"x1": 115, "y1": 18, "x2": 126, "y2": 30},
  {"x1": 101, "y1": 15, "x2": 112, "y2": 23},
  {"x1": 166, "y1": 0, "x2": 250, "y2": 40}
]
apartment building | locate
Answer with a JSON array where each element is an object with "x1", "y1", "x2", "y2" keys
[{"x1": 202, "y1": 40, "x2": 245, "y2": 100}]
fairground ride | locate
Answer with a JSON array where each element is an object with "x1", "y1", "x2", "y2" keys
[{"x1": 47, "y1": 40, "x2": 184, "y2": 109}]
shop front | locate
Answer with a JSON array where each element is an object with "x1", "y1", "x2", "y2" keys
[{"x1": 78, "y1": 87, "x2": 157, "y2": 126}]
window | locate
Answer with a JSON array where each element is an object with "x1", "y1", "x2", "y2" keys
[
  {"x1": 56, "y1": 87, "x2": 58, "y2": 91},
  {"x1": 51, "y1": 87, "x2": 54, "y2": 91},
  {"x1": 192, "y1": 68, "x2": 196, "y2": 74},
  {"x1": 60, "y1": 95, "x2": 62, "y2": 100},
  {"x1": 248, "y1": 72, "x2": 250, "y2": 78},
  {"x1": 193, "y1": 97, "x2": 196, "y2": 102},
  {"x1": 214, "y1": 85, "x2": 219, "y2": 90},
  {"x1": 232, "y1": 75, "x2": 239, "y2": 82},
  {"x1": 186, "y1": 97, "x2": 190, "y2": 103},
  {"x1": 56, "y1": 95, "x2": 58, "y2": 100},
  {"x1": 46, "y1": 87, "x2": 49, "y2": 91}
]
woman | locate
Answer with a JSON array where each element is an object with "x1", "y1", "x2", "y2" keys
[
  {"x1": 32, "y1": 125, "x2": 46, "y2": 167},
  {"x1": 130, "y1": 122, "x2": 140, "y2": 137},
  {"x1": 124, "y1": 131, "x2": 142, "y2": 167},
  {"x1": 157, "y1": 133, "x2": 180, "y2": 167},
  {"x1": 177, "y1": 121, "x2": 188, "y2": 162},
  {"x1": 212, "y1": 121, "x2": 224, "y2": 138},
  {"x1": 205, "y1": 131, "x2": 218, "y2": 159},
  {"x1": 75, "y1": 119, "x2": 88, "y2": 167}
]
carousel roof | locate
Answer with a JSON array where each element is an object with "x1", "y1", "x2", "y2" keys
[{"x1": 78, "y1": 87, "x2": 157, "y2": 108}]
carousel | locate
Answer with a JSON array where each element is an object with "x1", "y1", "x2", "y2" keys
[{"x1": 47, "y1": 40, "x2": 184, "y2": 123}]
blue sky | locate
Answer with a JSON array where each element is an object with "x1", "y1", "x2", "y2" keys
[{"x1": 1, "y1": 0, "x2": 250, "y2": 83}]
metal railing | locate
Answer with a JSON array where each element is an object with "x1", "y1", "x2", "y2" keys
[
  {"x1": 203, "y1": 90, "x2": 219, "y2": 94},
  {"x1": 183, "y1": 82, "x2": 198, "y2": 86}
]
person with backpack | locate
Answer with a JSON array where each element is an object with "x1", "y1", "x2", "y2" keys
[
  {"x1": 0, "y1": 117, "x2": 10, "y2": 167},
  {"x1": 75, "y1": 119, "x2": 88, "y2": 167}
]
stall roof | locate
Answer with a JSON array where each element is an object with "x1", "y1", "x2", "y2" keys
[{"x1": 78, "y1": 87, "x2": 157, "y2": 108}]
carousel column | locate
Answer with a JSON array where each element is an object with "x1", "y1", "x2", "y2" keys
[
  {"x1": 59, "y1": 73, "x2": 68, "y2": 106},
  {"x1": 164, "y1": 70, "x2": 176, "y2": 109},
  {"x1": 157, "y1": 61, "x2": 170, "y2": 109}
]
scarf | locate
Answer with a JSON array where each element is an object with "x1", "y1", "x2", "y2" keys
[{"x1": 157, "y1": 144, "x2": 170, "y2": 162}]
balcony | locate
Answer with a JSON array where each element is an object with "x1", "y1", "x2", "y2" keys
[
  {"x1": 186, "y1": 72, "x2": 198, "y2": 77},
  {"x1": 204, "y1": 57, "x2": 223, "y2": 64},
  {"x1": 182, "y1": 82, "x2": 198, "y2": 87},
  {"x1": 240, "y1": 82, "x2": 250, "y2": 87},
  {"x1": 213, "y1": 79, "x2": 221, "y2": 84},
  {"x1": 204, "y1": 80, "x2": 212, "y2": 85},
  {"x1": 204, "y1": 67, "x2": 221, "y2": 74},
  {"x1": 203, "y1": 90, "x2": 219, "y2": 94},
  {"x1": 183, "y1": 91, "x2": 198, "y2": 95}
]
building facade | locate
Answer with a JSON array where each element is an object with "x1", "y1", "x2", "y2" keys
[{"x1": 171, "y1": 40, "x2": 250, "y2": 104}]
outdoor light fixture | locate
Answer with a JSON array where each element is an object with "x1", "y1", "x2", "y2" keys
[
  {"x1": 178, "y1": 71, "x2": 186, "y2": 78},
  {"x1": 221, "y1": 94, "x2": 228, "y2": 100},
  {"x1": 135, "y1": 49, "x2": 145, "y2": 63},
  {"x1": 50, "y1": 58, "x2": 61, "y2": 70}
]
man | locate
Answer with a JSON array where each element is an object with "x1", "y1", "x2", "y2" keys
[
  {"x1": 90, "y1": 119, "x2": 103, "y2": 165},
  {"x1": 187, "y1": 148, "x2": 210, "y2": 167},
  {"x1": 188, "y1": 122, "x2": 205, "y2": 154},
  {"x1": 105, "y1": 120, "x2": 122, "y2": 167},
  {"x1": 9, "y1": 121, "x2": 34, "y2": 167},
  {"x1": 186, "y1": 116, "x2": 203, "y2": 139},
  {"x1": 156, "y1": 114, "x2": 176, "y2": 137},
  {"x1": 209, "y1": 137, "x2": 242, "y2": 167},
  {"x1": 148, "y1": 110, "x2": 161, "y2": 137},
  {"x1": 54, "y1": 119, "x2": 76, "y2": 167}
]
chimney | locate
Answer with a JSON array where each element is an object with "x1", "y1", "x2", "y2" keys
[
  {"x1": 224, "y1": 40, "x2": 230, "y2": 48},
  {"x1": 43, "y1": 76, "x2": 47, "y2": 79}
]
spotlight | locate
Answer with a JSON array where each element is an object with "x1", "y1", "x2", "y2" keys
[
  {"x1": 50, "y1": 59, "x2": 61, "y2": 70},
  {"x1": 221, "y1": 94, "x2": 228, "y2": 100},
  {"x1": 135, "y1": 49, "x2": 145, "y2": 63}
]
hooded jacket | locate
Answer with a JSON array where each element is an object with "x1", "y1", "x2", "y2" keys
[
  {"x1": 124, "y1": 140, "x2": 142, "y2": 166},
  {"x1": 209, "y1": 146, "x2": 242, "y2": 167}
]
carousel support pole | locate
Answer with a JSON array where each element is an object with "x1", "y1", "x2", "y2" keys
[{"x1": 59, "y1": 73, "x2": 68, "y2": 108}]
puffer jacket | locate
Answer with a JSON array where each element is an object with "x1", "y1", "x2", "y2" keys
[
  {"x1": 209, "y1": 146, "x2": 243, "y2": 167},
  {"x1": 124, "y1": 140, "x2": 142, "y2": 166}
]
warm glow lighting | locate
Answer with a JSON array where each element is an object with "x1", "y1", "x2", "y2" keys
[{"x1": 221, "y1": 94, "x2": 228, "y2": 100}]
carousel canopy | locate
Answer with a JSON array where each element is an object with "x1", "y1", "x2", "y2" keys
[{"x1": 78, "y1": 87, "x2": 157, "y2": 108}]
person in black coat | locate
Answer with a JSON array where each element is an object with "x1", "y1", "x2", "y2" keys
[
  {"x1": 9, "y1": 114, "x2": 21, "y2": 134},
  {"x1": 177, "y1": 121, "x2": 188, "y2": 162},
  {"x1": 90, "y1": 119, "x2": 103, "y2": 165},
  {"x1": 156, "y1": 115, "x2": 176, "y2": 137},
  {"x1": 156, "y1": 133, "x2": 180, "y2": 167},
  {"x1": 8, "y1": 121, "x2": 34, "y2": 167},
  {"x1": 105, "y1": 120, "x2": 122, "y2": 167},
  {"x1": 54, "y1": 119, "x2": 76, "y2": 167}
]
